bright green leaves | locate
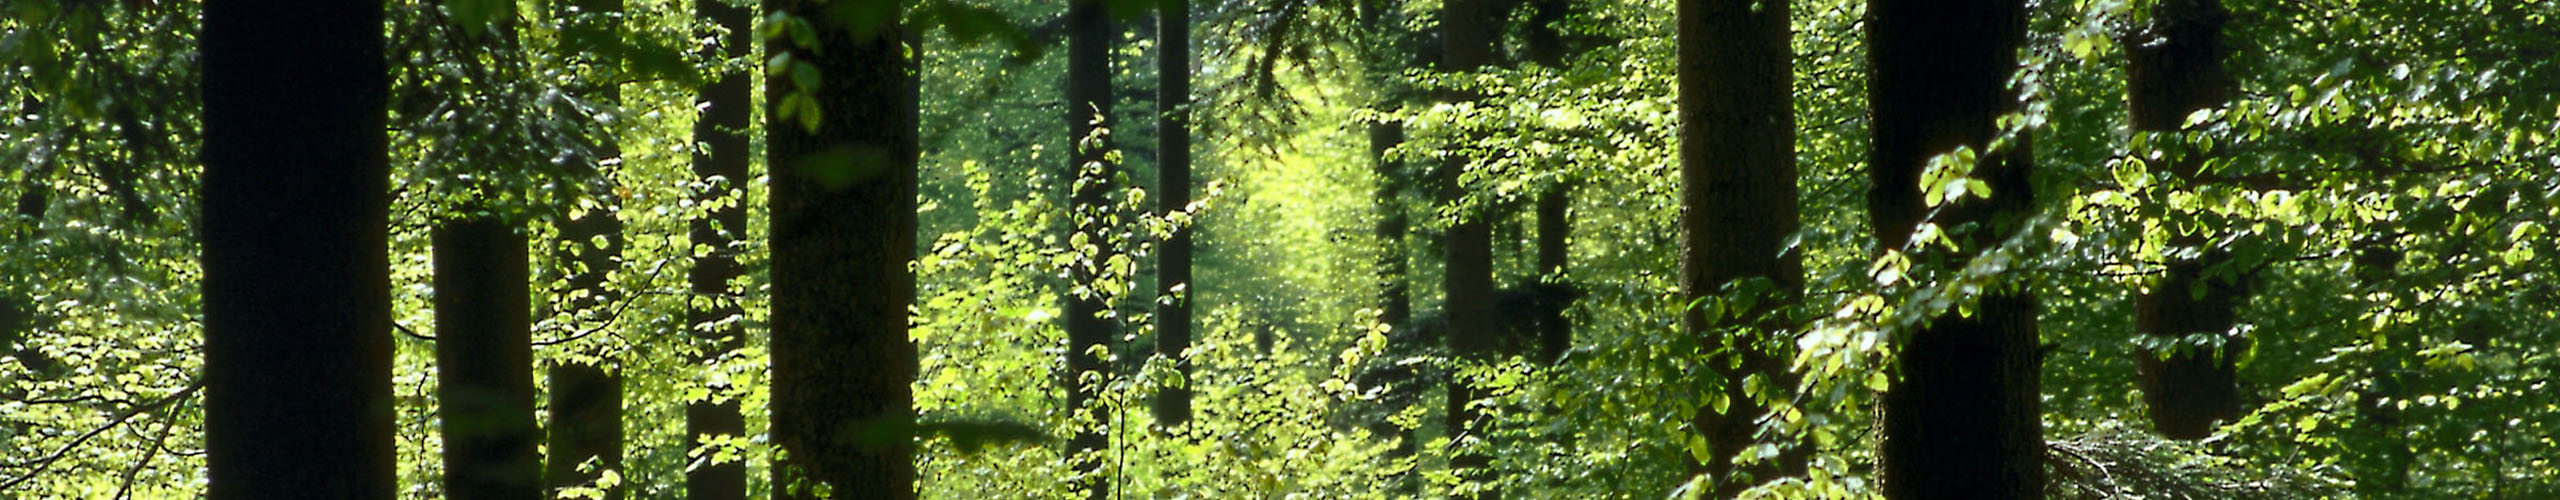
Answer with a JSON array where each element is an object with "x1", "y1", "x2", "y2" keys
[
  {"x1": 913, "y1": 1, "x2": 1041, "y2": 59},
  {"x1": 1919, "y1": 146, "x2": 1991, "y2": 208}
]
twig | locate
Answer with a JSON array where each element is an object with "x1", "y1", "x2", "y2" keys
[
  {"x1": 112, "y1": 394, "x2": 184, "y2": 500},
  {"x1": 0, "y1": 378, "x2": 203, "y2": 493}
]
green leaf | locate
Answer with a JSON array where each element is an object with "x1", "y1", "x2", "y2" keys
[
  {"x1": 446, "y1": 0, "x2": 508, "y2": 38},
  {"x1": 791, "y1": 60, "x2": 823, "y2": 93}
]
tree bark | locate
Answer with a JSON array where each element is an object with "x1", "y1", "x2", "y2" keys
[
  {"x1": 1677, "y1": 0, "x2": 1806, "y2": 495},
  {"x1": 685, "y1": 0, "x2": 755, "y2": 497},
  {"x1": 1153, "y1": 0, "x2": 1196, "y2": 430},
  {"x1": 1441, "y1": 0, "x2": 1500, "y2": 497},
  {"x1": 199, "y1": 0, "x2": 395, "y2": 495},
  {"x1": 1865, "y1": 0, "x2": 2044, "y2": 498},
  {"x1": 2126, "y1": 0, "x2": 2246, "y2": 441},
  {"x1": 1062, "y1": 2, "x2": 1118, "y2": 499},
  {"x1": 434, "y1": 215, "x2": 543, "y2": 500},
  {"x1": 764, "y1": 2, "x2": 918, "y2": 498}
]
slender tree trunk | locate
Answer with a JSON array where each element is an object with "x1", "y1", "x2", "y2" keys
[
  {"x1": 2126, "y1": 0, "x2": 2247, "y2": 441},
  {"x1": 434, "y1": 215, "x2": 543, "y2": 499},
  {"x1": 764, "y1": 2, "x2": 918, "y2": 498},
  {"x1": 200, "y1": 0, "x2": 394, "y2": 496},
  {"x1": 1441, "y1": 0, "x2": 1500, "y2": 497},
  {"x1": 1152, "y1": 0, "x2": 1196, "y2": 430},
  {"x1": 1865, "y1": 0, "x2": 2043, "y2": 498},
  {"x1": 1062, "y1": 2, "x2": 1118, "y2": 499},
  {"x1": 547, "y1": 0, "x2": 628, "y2": 495},
  {"x1": 1371, "y1": 122, "x2": 1414, "y2": 332},
  {"x1": 685, "y1": 0, "x2": 754, "y2": 497},
  {"x1": 1525, "y1": 0, "x2": 1575, "y2": 366},
  {"x1": 1360, "y1": 3, "x2": 1421, "y2": 492},
  {"x1": 1677, "y1": 0, "x2": 1806, "y2": 495},
  {"x1": 1534, "y1": 189, "x2": 1571, "y2": 364}
]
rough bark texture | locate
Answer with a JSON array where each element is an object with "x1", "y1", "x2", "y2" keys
[
  {"x1": 1441, "y1": 0, "x2": 1499, "y2": 497},
  {"x1": 1153, "y1": 0, "x2": 1197, "y2": 429},
  {"x1": 434, "y1": 216, "x2": 543, "y2": 500},
  {"x1": 764, "y1": 3, "x2": 918, "y2": 498},
  {"x1": 2126, "y1": 0, "x2": 2246, "y2": 441},
  {"x1": 199, "y1": 0, "x2": 395, "y2": 495},
  {"x1": 1062, "y1": 2, "x2": 1117, "y2": 499},
  {"x1": 1865, "y1": 0, "x2": 2045, "y2": 498},
  {"x1": 1677, "y1": 0, "x2": 1806, "y2": 495},
  {"x1": 685, "y1": 0, "x2": 754, "y2": 496}
]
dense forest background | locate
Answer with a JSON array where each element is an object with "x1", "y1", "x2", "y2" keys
[{"x1": 3, "y1": 0, "x2": 2556, "y2": 498}]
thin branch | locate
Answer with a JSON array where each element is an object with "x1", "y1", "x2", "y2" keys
[
  {"x1": 111, "y1": 395, "x2": 183, "y2": 500},
  {"x1": 0, "y1": 378, "x2": 203, "y2": 493}
]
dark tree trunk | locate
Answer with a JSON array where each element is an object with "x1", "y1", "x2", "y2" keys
[
  {"x1": 545, "y1": 363, "x2": 622, "y2": 499},
  {"x1": 547, "y1": 0, "x2": 628, "y2": 494},
  {"x1": 685, "y1": 0, "x2": 754, "y2": 497},
  {"x1": 1865, "y1": 0, "x2": 2043, "y2": 498},
  {"x1": 1534, "y1": 190, "x2": 1571, "y2": 365},
  {"x1": 1677, "y1": 0, "x2": 1806, "y2": 495},
  {"x1": 1062, "y1": 2, "x2": 1117, "y2": 499},
  {"x1": 1525, "y1": 0, "x2": 1574, "y2": 366},
  {"x1": 434, "y1": 215, "x2": 543, "y2": 499},
  {"x1": 1371, "y1": 122, "x2": 1413, "y2": 333},
  {"x1": 1441, "y1": 0, "x2": 1500, "y2": 497},
  {"x1": 764, "y1": 2, "x2": 918, "y2": 498},
  {"x1": 2126, "y1": 0, "x2": 2246, "y2": 441},
  {"x1": 1153, "y1": 0, "x2": 1196, "y2": 430},
  {"x1": 199, "y1": 0, "x2": 395, "y2": 496}
]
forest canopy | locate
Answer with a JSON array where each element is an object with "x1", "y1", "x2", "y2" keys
[{"x1": 2, "y1": 0, "x2": 2555, "y2": 499}]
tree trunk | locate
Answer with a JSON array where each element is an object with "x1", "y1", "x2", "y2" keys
[
  {"x1": 547, "y1": 0, "x2": 627, "y2": 494},
  {"x1": 1525, "y1": 0, "x2": 1575, "y2": 367},
  {"x1": 1362, "y1": 4, "x2": 1421, "y2": 493},
  {"x1": 1677, "y1": 0, "x2": 1806, "y2": 495},
  {"x1": 2126, "y1": 0, "x2": 2246, "y2": 441},
  {"x1": 1370, "y1": 121, "x2": 1413, "y2": 334},
  {"x1": 545, "y1": 363, "x2": 622, "y2": 499},
  {"x1": 1441, "y1": 0, "x2": 1500, "y2": 497},
  {"x1": 764, "y1": 2, "x2": 919, "y2": 498},
  {"x1": 199, "y1": 0, "x2": 395, "y2": 495},
  {"x1": 435, "y1": 215, "x2": 543, "y2": 499},
  {"x1": 1153, "y1": 0, "x2": 1196, "y2": 430},
  {"x1": 1865, "y1": 0, "x2": 2044, "y2": 498},
  {"x1": 1062, "y1": 2, "x2": 1118, "y2": 499},
  {"x1": 685, "y1": 0, "x2": 755, "y2": 496}
]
